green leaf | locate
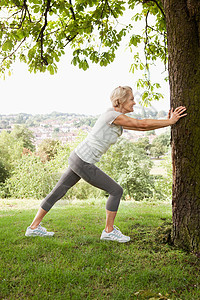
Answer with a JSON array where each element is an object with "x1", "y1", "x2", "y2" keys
[
  {"x1": 47, "y1": 65, "x2": 54, "y2": 75},
  {"x1": 28, "y1": 48, "x2": 36, "y2": 59},
  {"x1": 130, "y1": 64, "x2": 134, "y2": 74},
  {"x1": 2, "y1": 40, "x2": 13, "y2": 51},
  {"x1": 142, "y1": 92, "x2": 149, "y2": 100},
  {"x1": 81, "y1": 59, "x2": 89, "y2": 71},
  {"x1": 54, "y1": 55, "x2": 60, "y2": 62},
  {"x1": 33, "y1": 6, "x2": 40, "y2": 13},
  {"x1": 71, "y1": 57, "x2": 78, "y2": 66},
  {"x1": 140, "y1": 63, "x2": 144, "y2": 70}
]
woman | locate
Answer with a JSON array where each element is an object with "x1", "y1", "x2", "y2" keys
[{"x1": 25, "y1": 86, "x2": 187, "y2": 242}]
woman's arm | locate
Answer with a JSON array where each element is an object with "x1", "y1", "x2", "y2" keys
[{"x1": 113, "y1": 106, "x2": 187, "y2": 131}]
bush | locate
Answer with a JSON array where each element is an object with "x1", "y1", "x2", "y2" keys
[
  {"x1": 2, "y1": 145, "x2": 71, "y2": 199},
  {"x1": 36, "y1": 139, "x2": 62, "y2": 162},
  {"x1": 2, "y1": 155, "x2": 54, "y2": 198},
  {"x1": 98, "y1": 138, "x2": 155, "y2": 201},
  {"x1": 0, "y1": 130, "x2": 24, "y2": 184},
  {"x1": 0, "y1": 160, "x2": 9, "y2": 183},
  {"x1": 149, "y1": 132, "x2": 170, "y2": 158},
  {"x1": 152, "y1": 152, "x2": 172, "y2": 202}
]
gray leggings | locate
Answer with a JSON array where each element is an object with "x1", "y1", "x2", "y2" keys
[{"x1": 40, "y1": 150, "x2": 123, "y2": 212}]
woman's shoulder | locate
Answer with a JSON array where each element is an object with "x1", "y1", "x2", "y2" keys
[
  {"x1": 100, "y1": 107, "x2": 123, "y2": 125},
  {"x1": 104, "y1": 107, "x2": 123, "y2": 116}
]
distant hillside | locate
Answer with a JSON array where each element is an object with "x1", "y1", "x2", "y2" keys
[
  {"x1": 0, "y1": 108, "x2": 167, "y2": 130},
  {"x1": 0, "y1": 112, "x2": 98, "y2": 130},
  {"x1": 0, "y1": 109, "x2": 169, "y2": 148}
]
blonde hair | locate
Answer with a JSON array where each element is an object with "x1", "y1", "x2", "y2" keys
[{"x1": 110, "y1": 86, "x2": 132, "y2": 107}]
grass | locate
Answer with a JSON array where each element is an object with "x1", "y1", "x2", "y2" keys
[{"x1": 0, "y1": 198, "x2": 200, "y2": 300}]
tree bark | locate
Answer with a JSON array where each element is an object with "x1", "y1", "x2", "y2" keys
[{"x1": 162, "y1": 0, "x2": 200, "y2": 252}]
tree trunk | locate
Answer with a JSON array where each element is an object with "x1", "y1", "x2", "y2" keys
[{"x1": 162, "y1": 0, "x2": 200, "y2": 252}]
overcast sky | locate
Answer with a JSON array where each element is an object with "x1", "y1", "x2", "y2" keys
[{"x1": 0, "y1": 8, "x2": 170, "y2": 117}]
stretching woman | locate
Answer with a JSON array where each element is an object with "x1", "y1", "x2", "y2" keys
[{"x1": 25, "y1": 86, "x2": 187, "y2": 242}]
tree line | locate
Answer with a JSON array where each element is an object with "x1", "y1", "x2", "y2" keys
[
  {"x1": 0, "y1": 112, "x2": 98, "y2": 130},
  {"x1": 0, "y1": 109, "x2": 168, "y2": 130}
]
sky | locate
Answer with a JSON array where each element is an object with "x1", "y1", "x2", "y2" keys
[{"x1": 0, "y1": 9, "x2": 170, "y2": 117}]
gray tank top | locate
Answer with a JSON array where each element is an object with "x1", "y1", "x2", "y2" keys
[{"x1": 75, "y1": 107, "x2": 123, "y2": 163}]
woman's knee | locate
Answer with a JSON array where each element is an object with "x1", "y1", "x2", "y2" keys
[{"x1": 112, "y1": 184, "x2": 123, "y2": 197}]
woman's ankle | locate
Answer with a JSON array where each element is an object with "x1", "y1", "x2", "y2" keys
[
  {"x1": 105, "y1": 226, "x2": 114, "y2": 233},
  {"x1": 30, "y1": 225, "x2": 38, "y2": 230},
  {"x1": 29, "y1": 207, "x2": 47, "y2": 230}
]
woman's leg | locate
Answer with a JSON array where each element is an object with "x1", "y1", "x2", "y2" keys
[
  {"x1": 68, "y1": 152, "x2": 123, "y2": 232},
  {"x1": 71, "y1": 163, "x2": 130, "y2": 242},
  {"x1": 29, "y1": 167, "x2": 81, "y2": 229},
  {"x1": 30, "y1": 207, "x2": 48, "y2": 229},
  {"x1": 85, "y1": 169, "x2": 123, "y2": 233},
  {"x1": 105, "y1": 210, "x2": 117, "y2": 233}
]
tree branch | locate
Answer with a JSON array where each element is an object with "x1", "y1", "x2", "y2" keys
[
  {"x1": 1, "y1": 38, "x2": 26, "y2": 63},
  {"x1": 144, "y1": 10, "x2": 151, "y2": 85},
  {"x1": 99, "y1": 0, "x2": 107, "y2": 19},
  {"x1": 7, "y1": 0, "x2": 31, "y2": 30},
  {"x1": 143, "y1": 0, "x2": 166, "y2": 18},
  {"x1": 147, "y1": 25, "x2": 167, "y2": 37},
  {"x1": 105, "y1": 0, "x2": 118, "y2": 19},
  {"x1": 37, "y1": 0, "x2": 51, "y2": 65},
  {"x1": 23, "y1": 0, "x2": 32, "y2": 22},
  {"x1": 63, "y1": 34, "x2": 77, "y2": 47},
  {"x1": 20, "y1": 1, "x2": 28, "y2": 27},
  {"x1": 7, "y1": 9, "x2": 22, "y2": 20},
  {"x1": 69, "y1": 0, "x2": 76, "y2": 20}
]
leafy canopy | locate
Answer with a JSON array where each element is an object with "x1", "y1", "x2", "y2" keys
[{"x1": 0, "y1": 0, "x2": 167, "y2": 103}]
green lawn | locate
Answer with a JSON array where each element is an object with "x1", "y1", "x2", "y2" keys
[{"x1": 0, "y1": 199, "x2": 200, "y2": 300}]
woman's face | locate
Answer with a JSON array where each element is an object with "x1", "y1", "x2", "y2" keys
[{"x1": 121, "y1": 92, "x2": 136, "y2": 113}]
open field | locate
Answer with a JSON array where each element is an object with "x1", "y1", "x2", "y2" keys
[
  {"x1": 0, "y1": 199, "x2": 200, "y2": 299},
  {"x1": 150, "y1": 159, "x2": 168, "y2": 176}
]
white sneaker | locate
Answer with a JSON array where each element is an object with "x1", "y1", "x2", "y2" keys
[
  {"x1": 25, "y1": 224, "x2": 54, "y2": 237},
  {"x1": 100, "y1": 225, "x2": 130, "y2": 243}
]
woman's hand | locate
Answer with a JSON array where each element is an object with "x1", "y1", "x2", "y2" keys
[{"x1": 168, "y1": 106, "x2": 187, "y2": 125}]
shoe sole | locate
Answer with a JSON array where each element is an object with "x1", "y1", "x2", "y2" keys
[
  {"x1": 100, "y1": 237, "x2": 130, "y2": 243},
  {"x1": 25, "y1": 233, "x2": 54, "y2": 237}
]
